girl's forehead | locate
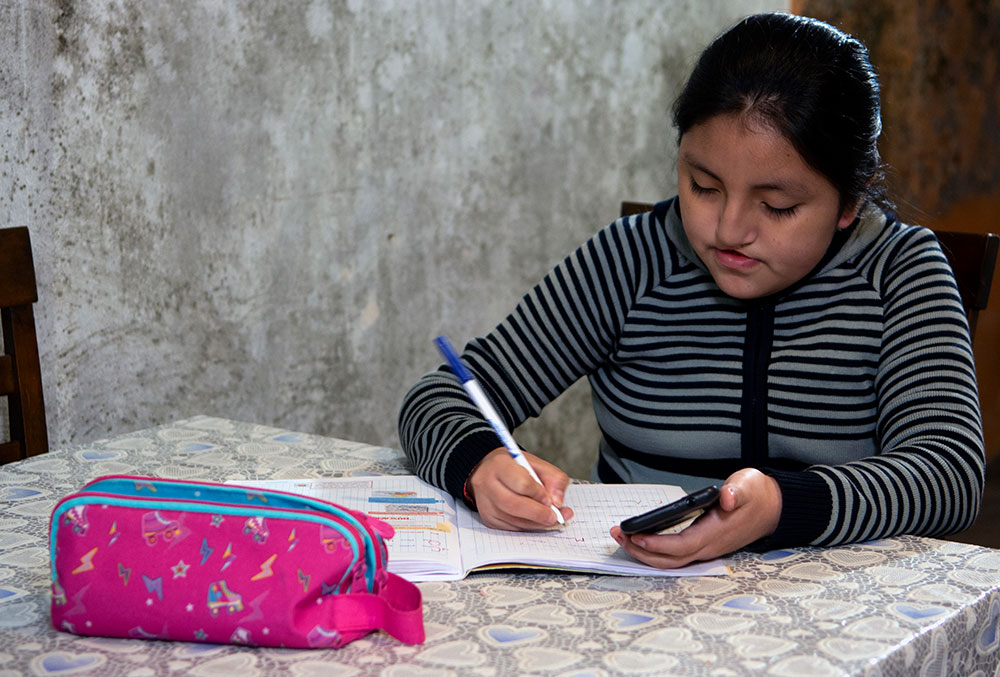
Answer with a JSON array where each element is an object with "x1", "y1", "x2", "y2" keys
[{"x1": 681, "y1": 115, "x2": 803, "y2": 168}]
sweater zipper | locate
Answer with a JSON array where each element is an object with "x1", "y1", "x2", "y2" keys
[{"x1": 741, "y1": 302, "x2": 775, "y2": 467}]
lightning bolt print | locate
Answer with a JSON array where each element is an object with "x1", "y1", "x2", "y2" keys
[
  {"x1": 220, "y1": 542, "x2": 236, "y2": 572},
  {"x1": 68, "y1": 583, "x2": 91, "y2": 617},
  {"x1": 297, "y1": 569, "x2": 311, "y2": 592},
  {"x1": 142, "y1": 574, "x2": 163, "y2": 601},
  {"x1": 72, "y1": 547, "x2": 98, "y2": 574},
  {"x1": 118, "y1": 563, "x2": 131, "y2": 586},
  {"x1": 250, "y1": 554, "x2": 278, "y2": 581},
  {"x1": 241, "y1": 590, "x2": 270, "y2": 624},
  {"x1": 200, "y1": 538, "x2": 214, "y2": 565},
  {"x1": 287, "y1": 528, "x2": 298, "y2": 552}
]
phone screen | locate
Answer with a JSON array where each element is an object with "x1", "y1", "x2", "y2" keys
[{"x1": 619, "y1": 485, "x2": 720, "y2": 535}]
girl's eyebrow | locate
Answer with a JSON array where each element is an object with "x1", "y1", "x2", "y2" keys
[
  {"x1": 681, "y1": 153, "x2": 808, "y2": 195},
  {"x1": 681, "y1": 154, "x2": 722, "y2": 183}
]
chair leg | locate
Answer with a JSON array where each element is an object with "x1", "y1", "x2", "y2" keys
[{"x1": 1, "y1": 305, "x2": 47, "y2": 458}]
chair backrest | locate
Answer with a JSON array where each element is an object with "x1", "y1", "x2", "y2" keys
[
  {"x1": 619, "y1": 201, "x2": 999, "y2": 339},
  {"x1": 0, "y1": 227, "x2": 48, "y2": 464}
]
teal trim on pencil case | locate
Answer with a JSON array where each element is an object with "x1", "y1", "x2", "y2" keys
[{"x1": 50, "y1": 495, "x2": 367, "y2": 592}]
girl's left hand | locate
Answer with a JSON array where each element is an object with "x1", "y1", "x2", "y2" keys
[{"x1": 609, "y1": 468, "x2": 782, "y2": 569}]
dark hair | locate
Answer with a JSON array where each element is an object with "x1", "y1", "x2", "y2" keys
[{"x1": 672, "y1": 12, "x2": 887, "y2": 211}]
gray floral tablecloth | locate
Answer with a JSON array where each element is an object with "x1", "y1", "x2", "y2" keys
[{"x1": 1, "y1": 416, "x2": 998, "y2": 676}]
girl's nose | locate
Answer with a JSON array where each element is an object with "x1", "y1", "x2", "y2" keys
[{"x1": 715, "y1": 199, "x2": 757, "y2": 248}]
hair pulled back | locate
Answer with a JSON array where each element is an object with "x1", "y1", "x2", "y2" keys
[{"x1": 673, "y1": 13, "x2": 886, "y2": 211}]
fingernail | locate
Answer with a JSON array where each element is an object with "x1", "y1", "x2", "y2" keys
[{"x1": 633, "y1": 537, "x2": 646, "y2": 548}]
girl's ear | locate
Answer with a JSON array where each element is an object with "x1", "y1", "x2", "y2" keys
[{"x1": 837, "y1": 200, "x2": 862, "y2": 230}]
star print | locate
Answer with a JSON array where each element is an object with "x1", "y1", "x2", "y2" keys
[
  {"x1": 171, "y1": 560, "x2": 190, "y2": 579},
  {"x1": 186, "y1": 603, "x2": 194, "y2": 612},
  {"x1": 211, "y1": 515, "x2": 224, "y2": 527},
  {"x1": 194, "y1": 629, "x2": 207, "y2": 640},
  {"x1": 146, "y1": 598, "x2": 153, "y2": 606}
]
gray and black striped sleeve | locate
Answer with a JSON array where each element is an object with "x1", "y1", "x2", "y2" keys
[{"x1": 786, "y1": 225, "x2": 985, "y2": 546}]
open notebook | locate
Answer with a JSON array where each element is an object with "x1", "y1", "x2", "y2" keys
[{"x1": 233, "y1": 476, "x2": 729, "y2": 581}]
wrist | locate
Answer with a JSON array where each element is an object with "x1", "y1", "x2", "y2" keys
[
  {"x1": 764, "y1": 474, "x2": 782, "y2": 536},
  {"x1": 760, "y1": 469, "x2": 832, "y2": 548},
  {"x1": 462, "y1": 457, "x2": 487, "y2": 510}
]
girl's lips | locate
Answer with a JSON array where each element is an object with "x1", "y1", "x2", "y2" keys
[{"x1": 715, "y1": 248, "x2": 760, "y2": 271}]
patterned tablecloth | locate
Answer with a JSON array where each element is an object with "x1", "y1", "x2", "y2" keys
[{"x1": 1, "y1": 416, "x2": 998, "y2": 676}]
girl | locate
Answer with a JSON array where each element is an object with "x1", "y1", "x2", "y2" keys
[{"x1": 398, "y1": 12, "x2": 985, "y2": 568}]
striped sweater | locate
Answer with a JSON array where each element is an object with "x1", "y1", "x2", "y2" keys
[{"x1": 398, "y1": 199, "x2": 985, "y2": 547}]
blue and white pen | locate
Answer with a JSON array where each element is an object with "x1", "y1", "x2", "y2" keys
[{"x1": 435, "y1": 335, "x2": 565, "y2": 525}]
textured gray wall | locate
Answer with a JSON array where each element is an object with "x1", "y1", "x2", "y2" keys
[{"x1": 1, "y1": 0, "x2": 783, "y2": 478}]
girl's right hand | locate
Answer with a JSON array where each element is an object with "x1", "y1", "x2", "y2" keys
[{"x1": 467, "y1": 448, "x2": 573, "y2": 530}]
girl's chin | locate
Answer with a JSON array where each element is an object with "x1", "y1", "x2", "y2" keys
[{"x1": 711, "y1": 270, "x2": 782, "y2": 300}]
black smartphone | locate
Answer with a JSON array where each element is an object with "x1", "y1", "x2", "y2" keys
[{"x1": 619, "y1": 485, "x2": 720, "y2": 535}]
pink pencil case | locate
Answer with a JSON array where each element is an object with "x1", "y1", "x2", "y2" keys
[{"x1": 49, "y1": 475, "x2": 424, "y2": 648}]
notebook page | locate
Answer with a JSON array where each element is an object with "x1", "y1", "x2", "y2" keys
[{"x1": 456, "y1": 483, "x2": 729, "y2": 577}]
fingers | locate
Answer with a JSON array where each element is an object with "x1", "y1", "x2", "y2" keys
[
  {"x1": 718, "y1": 482, "x2": 741, "y2": 512},
  {"x1": 469, "y1": 448, "x2": 570, "y2": 530},
  {"x1": 504, "y1": 461, "x2": 559, "y2": 507},
  {"x1": 531, "y1": 456, "x2": 570, "y2": 507},
  {"x1": 719, "y1": 468, "x2": 782, "y2": 528},
  {"x1": 610, "y1": 524, "x2": 714, "y2": 569},
  {"x1": 481, "y1": 497, "x2": 573, "y2": 531},
  {"x1": 484, "y1": 482, "x2": 562, "y2": 529},
  {"x1": 609, "y1": 470, "x2": 784, "y2": 569}
]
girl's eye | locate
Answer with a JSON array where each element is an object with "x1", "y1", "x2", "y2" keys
[
  {"x1": 765, "y1": 203, "x2": 798, "y2": 218},
  {"x1": 689, "y1": 178, "x2": 716, "y2": 195}
]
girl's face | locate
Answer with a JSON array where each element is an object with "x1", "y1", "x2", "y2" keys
[{"x1": 677, "y1": 113, "x2": 858, "y2": 300}]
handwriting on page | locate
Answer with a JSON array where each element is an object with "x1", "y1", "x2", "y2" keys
[{"x1": 460, "y1": 483, "x2": 685, "y2": 561}]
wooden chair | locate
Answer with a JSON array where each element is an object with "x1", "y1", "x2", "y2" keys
[
  {"x1": 620, "y1": 201, "x2": 999, "y2": 338},
  {"x1": 0, "y1": 227, "x2": 48, "y2": 464}
]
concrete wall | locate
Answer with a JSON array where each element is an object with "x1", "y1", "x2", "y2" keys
[{"x1": 1, "y1": 0, "x2": 783, "y2": 479}]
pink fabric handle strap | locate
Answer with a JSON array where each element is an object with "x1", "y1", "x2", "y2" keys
[{"x1": 329, "y1": 572, "x2": 425, "y2": 644}]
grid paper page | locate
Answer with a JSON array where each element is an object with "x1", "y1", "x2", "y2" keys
[
  {"x1": 235, "y1": 478, "x2": 729, "y2": 579},
  {"x1": 456, "y1": 483, "x2": 728, "y2": 576}
]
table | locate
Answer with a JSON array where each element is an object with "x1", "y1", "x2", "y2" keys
[{"x1": 1, "y1": 416, "x2": 998, "y2": 676}]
